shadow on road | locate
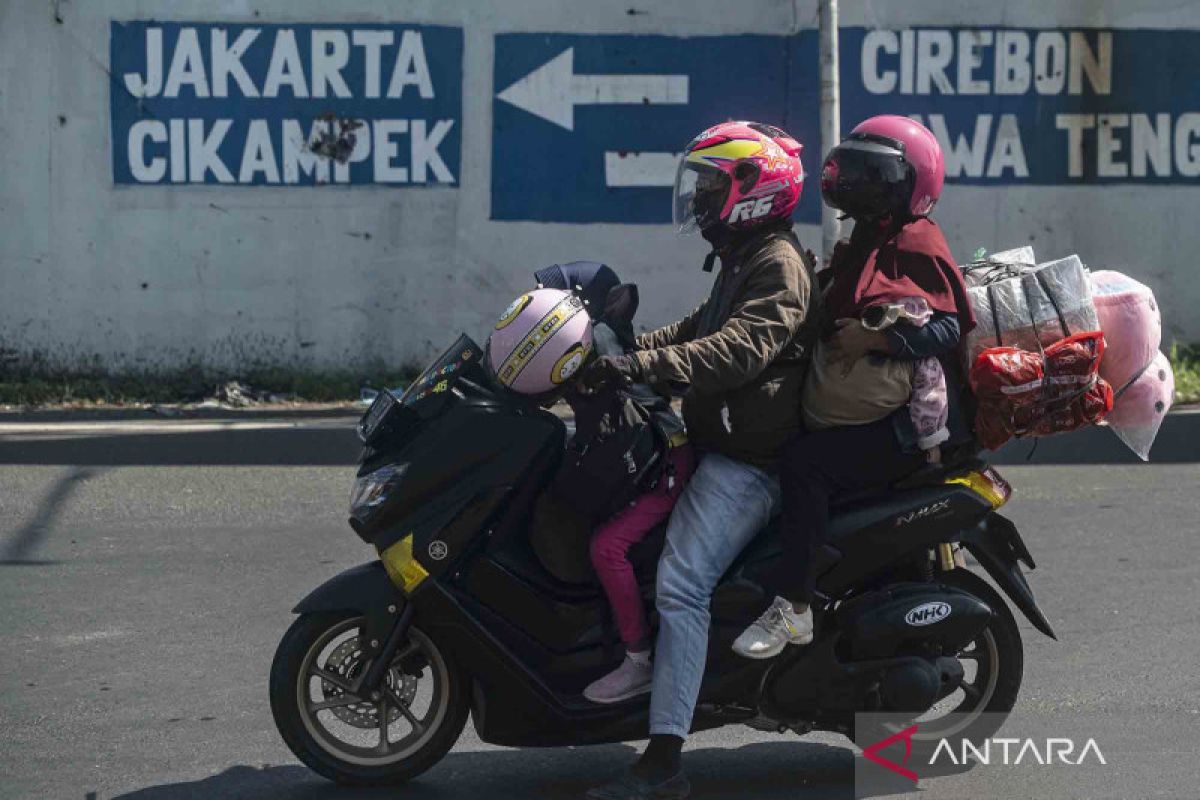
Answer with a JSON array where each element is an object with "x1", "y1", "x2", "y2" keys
[
  {"x1": 0, "y1": 428, "x2": 359, "y2": 466},
  {"x1": 0, "y1": 466, "x2": 97, "y2": 564},
  {"x1": 108, "y1": 740, "x2": 864, "y2": 799}
]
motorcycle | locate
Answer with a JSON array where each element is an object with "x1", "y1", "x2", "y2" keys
[{"x1": 269, "y1": 333, "x2": 1055, "y2": 786}]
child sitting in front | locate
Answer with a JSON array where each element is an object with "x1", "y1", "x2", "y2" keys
[
  {"x1": 580, "y1": 411, "x2": 694, "y2": 703},
  {"x1": 532, "y1": 260, "x2": 696, "y2": 703}
]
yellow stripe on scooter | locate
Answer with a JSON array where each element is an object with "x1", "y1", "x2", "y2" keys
[
  {"x1": 380, "y1": 534, "x2": 429, "y2": 594},
  {"x1": 946, "y1": 471, "x2": 1008, "y2": 509}
]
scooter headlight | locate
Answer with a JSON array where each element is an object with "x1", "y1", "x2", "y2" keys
[{"x1": 348, "y1": 464, "x2": 408, "y2": 526}]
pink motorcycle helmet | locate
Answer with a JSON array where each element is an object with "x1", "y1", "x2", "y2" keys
[
  {"x1": 486, "y1": 288, "x2": 593, "y2": 395},
  {"x1": 821, "y1": 115, "x2": 945, "y2": 219},
  {"x1": 672, "y1": 121, "x2": 804, "y2": 234}
]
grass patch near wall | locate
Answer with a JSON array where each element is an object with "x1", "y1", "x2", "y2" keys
[
  {"x1": 1170, "y1": 343, "x2": 1200, "y2": 406},
  {"x1": 3, "y1": 347, "x2": 1198, "y2": 408},
  {"x1": 0, "y1": 365, "x2": 420, "y2": 407}
]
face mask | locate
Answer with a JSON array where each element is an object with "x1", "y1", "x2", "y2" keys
[{"x1": 700, "y1": 223, "x2": 734, "y2": 250}]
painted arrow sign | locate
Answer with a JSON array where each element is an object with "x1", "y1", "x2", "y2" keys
[
  {"x1": 496, "y1": 47, "x2": 689, "y2": 131},
  {"x1": 491, "y1": 33, "x2": 796, "y2": 222}
]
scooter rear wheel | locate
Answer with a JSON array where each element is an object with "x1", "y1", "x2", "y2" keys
[
  {"x1": 859, "y1": 568, "x2": 1024, "y2": 753},
  {"x1": 911, "y1": 568, "x2": 1024, "y2": 741},
  {"x1": 270, "y1": 611, "x2": 468, "y2": 786}
]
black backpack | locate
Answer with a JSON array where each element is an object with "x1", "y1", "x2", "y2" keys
[
  {"x1": 527, "y1": 266, "x2": 685, "y2": 581},
  {"x1": 553, "y1": 384, "x2": 668, "y2": 523},
  {"x1": 551, "y1": 281, "x2": 683, "y2": 523}
]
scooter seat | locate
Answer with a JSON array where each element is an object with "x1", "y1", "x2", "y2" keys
[
  {"x1": 827, "y1": 456, "x2": 983, "y2": 513},
  {"x1": 632, "y1": 482, "x2": 958, "y2": 587}
]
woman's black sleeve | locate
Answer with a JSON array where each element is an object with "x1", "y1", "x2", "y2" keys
[{"x1": 884, "y1": 312, "x2": 961, "y2": 360}]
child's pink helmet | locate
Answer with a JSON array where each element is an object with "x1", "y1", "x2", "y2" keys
[
  {"x1": 821, "y1": 115, "x2": 945, "y2": 219},
  {"x1": 486, "y1": 288, "x2": 593, "y2": 395},
  {"x1": 672, "y1": 121, "x2": 804, "y2": 234}
]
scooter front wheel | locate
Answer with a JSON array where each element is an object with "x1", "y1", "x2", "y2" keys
[{"x1": 270, "y1": 611, "x2": 468, "y2": 785}]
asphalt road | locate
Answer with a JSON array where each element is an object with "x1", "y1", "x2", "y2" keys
[{"x1": 1, "y1": 422, "x2": 1198, "y2": 799}]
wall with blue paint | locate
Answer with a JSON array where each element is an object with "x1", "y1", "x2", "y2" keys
[
  {"x1": 109, "y1": 22, "x2": 463, "y2": 186},
  {"x1": 2, "y1": 0, "x2": 1197, "y2": 373}
]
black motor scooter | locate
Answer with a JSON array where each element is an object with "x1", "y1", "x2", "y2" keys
[{"x1": 269, "y1": 333, "x2": 1055, "y2": 786}]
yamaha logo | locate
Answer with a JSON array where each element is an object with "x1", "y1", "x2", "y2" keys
[
  {"x1": 428, "y1": 540, "x2": 449, "y2": 560},
  {"x1": 905, "y1": 601, "x2": 952, "y2": 626}
]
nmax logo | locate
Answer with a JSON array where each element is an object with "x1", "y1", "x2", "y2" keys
[{"x1": 894, "y1": 498, "x2": 951, "y2": 526}]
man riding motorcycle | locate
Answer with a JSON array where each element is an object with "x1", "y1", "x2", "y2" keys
[
  {"x1": 271, "y1": 118, "x2": 1050, "y2": 799},
  {"x1": 582, "y1": 121, "x2": 814, "y2": 800}
]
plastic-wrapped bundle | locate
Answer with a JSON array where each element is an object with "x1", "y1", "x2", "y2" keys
[
  {"x1": 961, "y1": 246, "x2": 1037, "y2": 288},
  {"x1": 989, "y1": 246, "x2": 1037, "y2": 267},
  {"x1": 964, "y1": 255, "x2": 1100, "y2": 368},
  {"x1": 1105, "y1": 350, "x2": 1174, "y2": 461}
]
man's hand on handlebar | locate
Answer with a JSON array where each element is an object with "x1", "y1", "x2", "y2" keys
[{"x1": 579, "y1": 354, "x2": 638, "y2": 392}]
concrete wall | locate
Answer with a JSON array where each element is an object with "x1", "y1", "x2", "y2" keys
[{"x1": 1, "y1": 0, "x2": 1197, "y2": 373}]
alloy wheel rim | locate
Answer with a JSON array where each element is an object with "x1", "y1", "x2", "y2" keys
[
  {"x1": 908, "y1": 627, "x2": 1002, "y2": 741},
  {"x1": 296, "y1": 617, "x2": 450, "y2": 766}
]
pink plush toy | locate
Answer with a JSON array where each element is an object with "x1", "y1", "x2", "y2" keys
[
  {"x1": 1089, "y1": 270, "x2": 1172, "y2": 460},
  {"x1": 1089, "y1": 270, "x2": 1162, "y2": 391}
]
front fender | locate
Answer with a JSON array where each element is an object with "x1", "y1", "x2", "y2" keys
[
  {"x1": 959, "y1": 513, "x2": 1056, "y2": 640},
  {"x1": 292, "y1": 561, "x2": 406, "y2": 652}
]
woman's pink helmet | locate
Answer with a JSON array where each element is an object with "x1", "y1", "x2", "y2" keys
[
  {"x1": 486, "y1": 288, "x2": 593, "y2": 395},
  {"x1": 672, "y1": 121, "x2": 804, "y2": 234},
  {"x1": 821, "y1": 115, "x2": 945, "y2": 219}
]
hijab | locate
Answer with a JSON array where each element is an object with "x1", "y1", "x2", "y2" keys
[{"x1": 823, "y1": 217, "x2": 976, "y2": 334}]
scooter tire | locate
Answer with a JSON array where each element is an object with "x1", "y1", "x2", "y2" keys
[{"x1": 270, "y1": 611, "x2": 469, "y2": 786}]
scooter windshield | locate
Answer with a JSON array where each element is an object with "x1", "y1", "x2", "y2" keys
[
  {"x1": 358, "y1": 334, "x2": 485, "y2": 445},
  {"x1": 397, "y1": 334, "x2": 486, "y2": 407}
]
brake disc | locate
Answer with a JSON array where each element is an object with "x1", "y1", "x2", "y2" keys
[{"x1": 318, "y1": 637, "x2": 419, "y2": 730}]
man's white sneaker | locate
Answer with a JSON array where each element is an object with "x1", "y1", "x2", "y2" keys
[
  {"x1": 584, "y1": 652, "x2": 654, "y2": 704},
  {"x1": 731, "y1": 596, "x2": 813, "y2": 659}
]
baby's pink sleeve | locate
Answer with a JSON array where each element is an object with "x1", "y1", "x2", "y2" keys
[{"x1": 910, "y1": 357, "x2": 949, "y2": 449}]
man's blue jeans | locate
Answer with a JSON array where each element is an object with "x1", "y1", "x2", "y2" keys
[{"x1": 649, "y1": 452, "x2": 779, "y2": 738}]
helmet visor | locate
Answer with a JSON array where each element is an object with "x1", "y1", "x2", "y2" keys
[
  {"x1": 672, "y1": 160, "x2": 730, "y2": 235},
  {"x1": 820, "y1": 140, "x2": 914, "y2": 219}
]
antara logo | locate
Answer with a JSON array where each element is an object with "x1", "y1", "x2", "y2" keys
[
  {"x1": 895, "y1": 498, "x2": 952, "y2": 526},
  {"x1": 728, "y1": 196, "x2": 774, "y2": 223},
  {"x1": 863, "y1": 724, "x2": 1108, "y2": 784},
  {"x1": 931, "y1": 736, "x2": 1107, "y2": 766}
]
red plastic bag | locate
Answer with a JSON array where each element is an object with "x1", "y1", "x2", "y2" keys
[{"x1": 969, "y1": 332, "x2": 1113, "y2": 450}]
